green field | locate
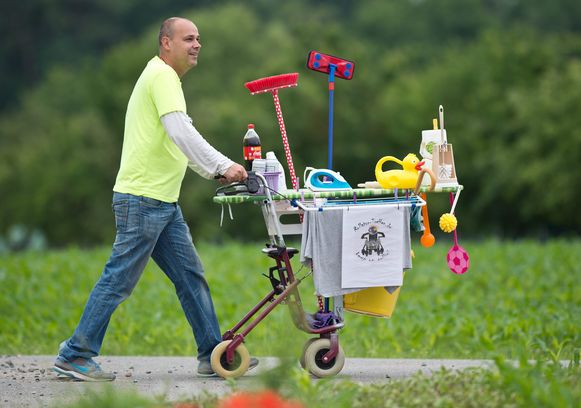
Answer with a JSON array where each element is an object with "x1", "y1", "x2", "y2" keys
[
  {"x1": 1, "y1": 239, "x2": 579, "y2": 360},
  {"x1": 1, "y1": 239, "x2": 580, "y2": 407}
]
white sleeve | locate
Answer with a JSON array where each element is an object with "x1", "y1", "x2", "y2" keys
[{"x1": 161, "y1": 111, "x2": 235, "y2": 179}]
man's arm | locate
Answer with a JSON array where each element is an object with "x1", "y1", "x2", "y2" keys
[{"x1": 161, "y1": 111, "x2": 246, "y2": 182}]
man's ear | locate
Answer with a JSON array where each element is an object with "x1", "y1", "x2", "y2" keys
[{"x1": 160, "y1": 36, "x2": 171, "y2": 51}]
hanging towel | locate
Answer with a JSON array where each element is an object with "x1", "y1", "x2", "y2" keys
[
  {"x1": 300, "y1": 205, "x2": 411, "y2": 297},
  {"x1": 300, "y1": 209, "x2": 359, "y2": 297},
  {"x1": 341, "y1": 206, "x2": 410, "y2": 289}
]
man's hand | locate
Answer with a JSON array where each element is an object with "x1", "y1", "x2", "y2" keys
[{"x1": 221, "y1": 163, "x2": 247, "y2": 183}]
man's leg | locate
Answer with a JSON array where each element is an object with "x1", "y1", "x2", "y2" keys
[
  {"x1": 151, "y1": 205, "x2": 222, "y2": 363},
  {"x1": 56, "y1": 194, "x2": 169, "y2": 380}
]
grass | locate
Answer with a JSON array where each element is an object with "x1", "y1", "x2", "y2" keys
[
  {"x1": 1, "y1": 239, "x2": 579, "y2": 360},
  {"x1": 270, "y1": 357, "x2": 581, "y2": 408},
  {"x1": 1, "y1": 239, "x2": 580, "y2": 407}
]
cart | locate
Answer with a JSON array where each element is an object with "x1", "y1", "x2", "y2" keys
[{"x1": 210, "y1": 172, "x2": 463, "y2": 378}]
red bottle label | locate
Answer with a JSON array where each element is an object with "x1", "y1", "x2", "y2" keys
[{"x1": 244, "y1": 146, "x2": 262, "y2": 161}]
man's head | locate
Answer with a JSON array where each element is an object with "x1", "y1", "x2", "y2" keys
[{"x1": 158, "y1": 17, "x2": 201, "y2": 78}]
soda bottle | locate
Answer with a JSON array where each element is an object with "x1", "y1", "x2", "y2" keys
[{"x1": 243, "y1": 124, "x2": 261, "y2": 170}]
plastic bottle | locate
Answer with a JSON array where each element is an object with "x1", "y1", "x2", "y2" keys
[
  {"x1": 243, "y1": 124, "x2": 261, "y2": 170},
  {"x1": 265, "y1": 151, "x2": 287, "y2": 191}
]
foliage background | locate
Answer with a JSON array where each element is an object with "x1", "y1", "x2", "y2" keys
[{"x1": 1, "y1": 0, "x2": 581, "y2": 248}]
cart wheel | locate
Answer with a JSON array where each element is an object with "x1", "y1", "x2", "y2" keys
[
  {"x1": 299, "y1": 338, "x2": 318, "y2": 369},
  {"x1": 303, "y1": 338, "x2": 345, "y2": 378},
  {"x1": 210, "y1": 340, "x2": 250, "y2": 379}
]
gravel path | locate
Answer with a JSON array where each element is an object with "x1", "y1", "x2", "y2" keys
[{"x1": 0, "y1": 355, "x2": 494, "y2": 407}]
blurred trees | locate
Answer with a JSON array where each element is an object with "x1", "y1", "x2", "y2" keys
[
  {"x1": 1, "y1": 0, "x2": 581, "y2": 246},
  {"x1": 0, "y1": 0, "x2": 215, "y2": 111}
]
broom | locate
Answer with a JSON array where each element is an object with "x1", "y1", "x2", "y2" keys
[{"x1": 245, "y1": 73, "x2": 299, "y2": 190}]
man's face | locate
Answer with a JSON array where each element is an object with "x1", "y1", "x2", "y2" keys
[{"x1": 165, "y1": 19, "x2": 201, "y2": 76}]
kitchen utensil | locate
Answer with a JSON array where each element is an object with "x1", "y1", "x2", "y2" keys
[
  {"x1": 446, "y1": 193, "x2": 469, "y2": 274},
  {"x1": 439, "y1": 188, "x2": 461, "y2": 232},
  {"x1": 419, "y1": 193, "x2": 435, "y2": 248},
  {"x1": 439, "y1": 213, "x2": 457, "y2": 232},
  {"x1": 439, "y1": 105, "x2": 445, "y2": 144},
  {"x1": 357, "y1": 181, "x2": 381, "y2": 189},
  {"x1": 412, "y1": 168, "x2": 436, "y2": 247},
  {"x1": 432, "y1": 105, "x2": 459, "y2": 188}
]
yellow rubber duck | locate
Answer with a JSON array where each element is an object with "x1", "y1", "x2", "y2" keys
[{"x1": 375, "y1": 153, "x2": 425, "y2": 189}]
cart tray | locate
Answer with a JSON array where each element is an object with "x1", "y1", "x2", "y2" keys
[{"x1": 213, "y1": 185, "x2": 463, "y2": 204}]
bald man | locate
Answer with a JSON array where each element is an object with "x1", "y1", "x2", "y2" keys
[{"x1": 53, "y1": 17, "x2": 255, "y2": 381}]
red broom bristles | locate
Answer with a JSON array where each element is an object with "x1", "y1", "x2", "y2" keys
[{"x1": 245, "y1": 73, "x2": 299, "y2": 95}]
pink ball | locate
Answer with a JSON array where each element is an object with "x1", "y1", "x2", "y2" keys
[{"x1": 447, "y1": 250, "x2": 469, "y2": 274}]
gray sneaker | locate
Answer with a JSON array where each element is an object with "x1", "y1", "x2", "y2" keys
[
  {"x1": 197, "y1": 360, "x2": 218, "y2": 377},
  {"x1": 53, "y1": 356, "x2": 116, "y2": 382},
  {"x1": 197, "y1": 357, "x2": 259, "y2": 377}
]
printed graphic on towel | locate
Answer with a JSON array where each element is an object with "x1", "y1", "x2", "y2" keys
[
  {"x1": 353, "y1": 219, "x2": 391, "y2": 261},
  {"x1": 342, "y1": 206, "x2": 404, "y2": 289},
  {"x1": 359, "y1": 224, "x2": 389, "y2": 259}
]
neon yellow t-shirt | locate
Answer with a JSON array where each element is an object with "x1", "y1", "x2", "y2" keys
[{"x1": 113, "y1": 56, "x2": 188, "y2": 202}]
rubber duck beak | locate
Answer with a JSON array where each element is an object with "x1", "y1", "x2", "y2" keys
[{"x1": 415, "y1": 160, "x2": 425, "y2": 171}]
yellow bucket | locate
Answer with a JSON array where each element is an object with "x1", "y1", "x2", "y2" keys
[{"x1": 343, "y1": 286, "x2": 402, "y2": 318}]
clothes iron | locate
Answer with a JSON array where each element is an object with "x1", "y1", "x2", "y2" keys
[
  {"x1": 215, "y1": 171, "x2": 260, "y2": 196},
  {"x1": 304, "y1": 167, "x2": 352, "y2": 191}
]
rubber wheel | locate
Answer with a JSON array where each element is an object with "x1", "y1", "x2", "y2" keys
[
  {"x1": 210, "y1": 340, "x2": 250, "y2": 379},
  {"x1": 303, "y1": 338, "x2": 345, "y2": 378},
  {"x1": 299, "y1": 338, "x2": 318, "y2": 369}
]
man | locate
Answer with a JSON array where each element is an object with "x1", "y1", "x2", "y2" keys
[{"x1": 53, "y1": 17, "x2": 256, "y2": 381}]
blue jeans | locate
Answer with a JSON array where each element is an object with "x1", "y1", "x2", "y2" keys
[{"x1": 59, "y1": 192, "x2": 222, "y2": 362}]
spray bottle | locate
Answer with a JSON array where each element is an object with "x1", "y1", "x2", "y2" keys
[{"x1": 265, "y1": 151, "x2": 287, "y2": 192}]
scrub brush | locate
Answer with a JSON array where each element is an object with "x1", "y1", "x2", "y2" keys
[
  {"x1": 439, "y1": 213, "x2": 457, "y2": 233},
  {"x1": 439, "y1": 191, "x2": 461, "y2": 233}
]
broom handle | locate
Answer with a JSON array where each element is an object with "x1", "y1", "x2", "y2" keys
[
  {"x1": 271, "y1": 90, "x2": 298, "y2": 190},
  {"x1": 328, "y1": 64, "x2": 336, "y2": 170}
]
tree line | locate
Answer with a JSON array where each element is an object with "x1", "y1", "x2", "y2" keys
[{"x1": 1, "y1": 0, "x2": 581, "y2": 247}]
